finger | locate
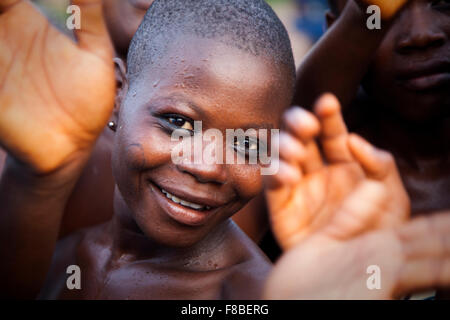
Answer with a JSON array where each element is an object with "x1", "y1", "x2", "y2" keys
[
  {"x1": 396, "y1": 258, "x2": 450, "y2": 297},
  {"x1": 264, "y1": 159, "x2": 302, "y2": 190},
  {"x1": 314, "y1": 93, "x2": 353, "y2": 163},
  {"x1": 281, "y1": 106, "x2": 323, "y2": 173},
  {"x1": 264, "y1": 159, "x2": 301, "y2": 227},
  {"x1": 394, "y1": 213, "x2": 450, "y2": 296},
  {"x1": 71, "y1": 0, "x2": 113, "y2": 59},
  {"x1": 0, "y1": 0, "x2": 20, "y2": 13},
  {"x1": 302, "y1": 140, "x2": 324, "y2": 173},
  {"x1": 396, "y1": 213, "x2": 450, "y2": 260},
  {"x1": 283, "y1": 107, "x2": 320, "y2": 143},
  {"x1": 265, "y1": 187, "x2": 310, "y2": 251},
  {"x1": 279, "y1": 132, "x2": 306, "y2": 165},
  {"x1": 348, "y1": 134, "x2": 396, "y2": 180}
]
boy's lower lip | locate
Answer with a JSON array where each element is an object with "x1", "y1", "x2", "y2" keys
[
  {"x1": 148, "y1": 182, "x2": 215, "y2": 227},
  {"x1": 398, "y1": 72, "x2": 450, "y2": 92}
]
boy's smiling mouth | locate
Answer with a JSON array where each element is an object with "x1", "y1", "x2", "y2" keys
[
  {"x1": 160, "y1": 188, "x2": 211, "y2": 211},
  {"x1": 147, "y1": 181, "x2": 227, "y2": 227}
]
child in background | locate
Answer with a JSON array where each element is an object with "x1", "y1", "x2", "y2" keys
[
  {"x1": 264, "y1": 94, "x2": 450, "y2": 299},
  {"x1": 269, "y1": 0, "x2": 450, "y2": 298}
]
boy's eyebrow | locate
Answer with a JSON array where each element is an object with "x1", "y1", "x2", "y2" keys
[
  {"x1": 157, "y1": 93, "x2": 207, "y2": 117},
  {"x1": 154, "y1": 95, "x2": 275, "y2": 130}
]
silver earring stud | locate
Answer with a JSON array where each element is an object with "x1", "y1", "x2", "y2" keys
[{"x1": 108, "y1": 121, "x2": 117, "y2": 131}]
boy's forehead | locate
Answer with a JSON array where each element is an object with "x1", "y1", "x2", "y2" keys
[{"x1": 133, "y1": 36, "x2": 293, "y2": 117}]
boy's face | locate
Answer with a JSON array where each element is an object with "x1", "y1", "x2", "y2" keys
[
  {"x1": 364, "y1": 0, "x2": 450, "y2": 123},
  {"x1": 112, "y1": 36, "x2": 293, "y2": 247},
  {"x1": 102, "y1": 0, "x2": 154, "y2": 57}
]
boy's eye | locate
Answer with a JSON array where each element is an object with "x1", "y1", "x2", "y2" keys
[
  {"x1": 233, "y1": 136, "x2": 259, "y2": 154},
  {"x1": 167, "y1": 116, "x2": 194, "y2": 131}
]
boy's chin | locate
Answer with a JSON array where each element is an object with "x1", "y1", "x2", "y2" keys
[
  {"x1": 133, "y1": 214, "x2": 212, "y2": 248},
  {"x1": 374, "y1": 87, "x2": 450, "y2": 125},
  {"x1": 394, "y1": 95, "x2": 450, "y2": 125}
]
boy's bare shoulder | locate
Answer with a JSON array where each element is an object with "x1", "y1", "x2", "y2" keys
[
  {"x1": 38, "y1": 224, "x2": 110, "y2": 299},
  {"x1": 37, "y1": 230, "x2": 84, "y2": 299}
]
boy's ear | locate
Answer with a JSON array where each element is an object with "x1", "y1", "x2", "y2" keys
[
  {"x1": 325, "y1": 10, "x2": 338, "y2": 29},
  {"x1": 113, "y1": 57, "x2": 128, "y2": 121}
]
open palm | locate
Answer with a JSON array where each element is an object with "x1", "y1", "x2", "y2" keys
[
  {"x1": 0, "y1": 0, "x2": 115, "y2": 173},
  {"x1": 266, "y1": 94, "x2": 410, "y2": 250}
]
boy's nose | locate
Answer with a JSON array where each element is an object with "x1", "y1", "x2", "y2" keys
[
  {"x1": 176, "y1": 160, "x2": 227, "y2": 185},
  {"x1": 396, "y1": 3, "x2": 446, "y2": 54}
]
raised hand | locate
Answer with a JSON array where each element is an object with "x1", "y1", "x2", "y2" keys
[
  {"x1": 265, "y1": 211, "x2": 450, "y2": 299},
  {"x1": 0, "y1": 0, "x2": 115, "y2": 174},
  {"x1": 265, "y1": 94, "x2": 410, "y2": 250}
]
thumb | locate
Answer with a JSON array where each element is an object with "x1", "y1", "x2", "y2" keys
[{"x1": 71, "y1": 0, "x2": 113, "y2": 60}]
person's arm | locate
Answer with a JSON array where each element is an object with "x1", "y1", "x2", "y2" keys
[
  {"x1": 0, "y1": 155, "x2": 89, "y2": 298},
  {"x1": 293, "y1": 0, "x2": 407, "y2": 110},
  {"x1": 0, "y1": 0, "x2": 115, "y2": 298}
]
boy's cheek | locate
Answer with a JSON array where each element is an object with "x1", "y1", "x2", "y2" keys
[
  {"x1": 229, "y1": 164, "x2": 263, "y2": 200},
  {"x1": 112, "y1": 124, "x2": 174, "y2": 174}
]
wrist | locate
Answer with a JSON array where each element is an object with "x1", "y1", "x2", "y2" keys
[
  {"x1": 3, "y1": 149, "x2": 91, "y2": 194},
  {"x1": 338, "y1": 0, "x2": 391, "y2": 46}
]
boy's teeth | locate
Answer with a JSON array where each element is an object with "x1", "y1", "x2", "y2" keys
[
  {"x1": 171, "y1": 195, "x2": 181, "y2": 204},
  {"x1": 161, "y1": 189, "x2": 209, "y2": 210}
]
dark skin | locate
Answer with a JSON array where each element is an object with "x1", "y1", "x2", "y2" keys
[
  {"x1": 1, "y1": 0, "x2": 448, "y2": 300},
  {"x1": 0, "y1": 0, "x2": 292, "y2": 297},
  {"x1": 0, "y1": 0, "x2": 149, "y2": 237},
  {"x1": 310, "y1": 0, "x2": 450, "y2": 216},
  {"x1": 66, "y1": 0, "x2": 270, "y2": 242},
  {"x1": 293, "y1": 0, "x2": 450, "y2": 297},
  {"x1": 0, "y1": 0, "x2": 269, "y2": 243},
  {"x1": 359, "y1": 0, "x2": 450, "y2": 217}
]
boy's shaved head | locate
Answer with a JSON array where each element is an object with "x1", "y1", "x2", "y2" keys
[{"x1": 127, "y1": 0, "x2": 295, "y2": 83}]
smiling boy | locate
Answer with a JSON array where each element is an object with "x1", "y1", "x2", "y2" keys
[
  {"x1": 0, "y1": 0, "x2": 294, "y2": 299},
  {"x1": 0, "y1": 0, "x2": 269, "y2": 244}
]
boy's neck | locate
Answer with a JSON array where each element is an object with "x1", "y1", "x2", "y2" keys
[
  {"x1": 372, "y1": 110, "x2": 450, "y2": 169},
  {"x1": 108, "y1": 189, "x2": 244, "y2": 271}
]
